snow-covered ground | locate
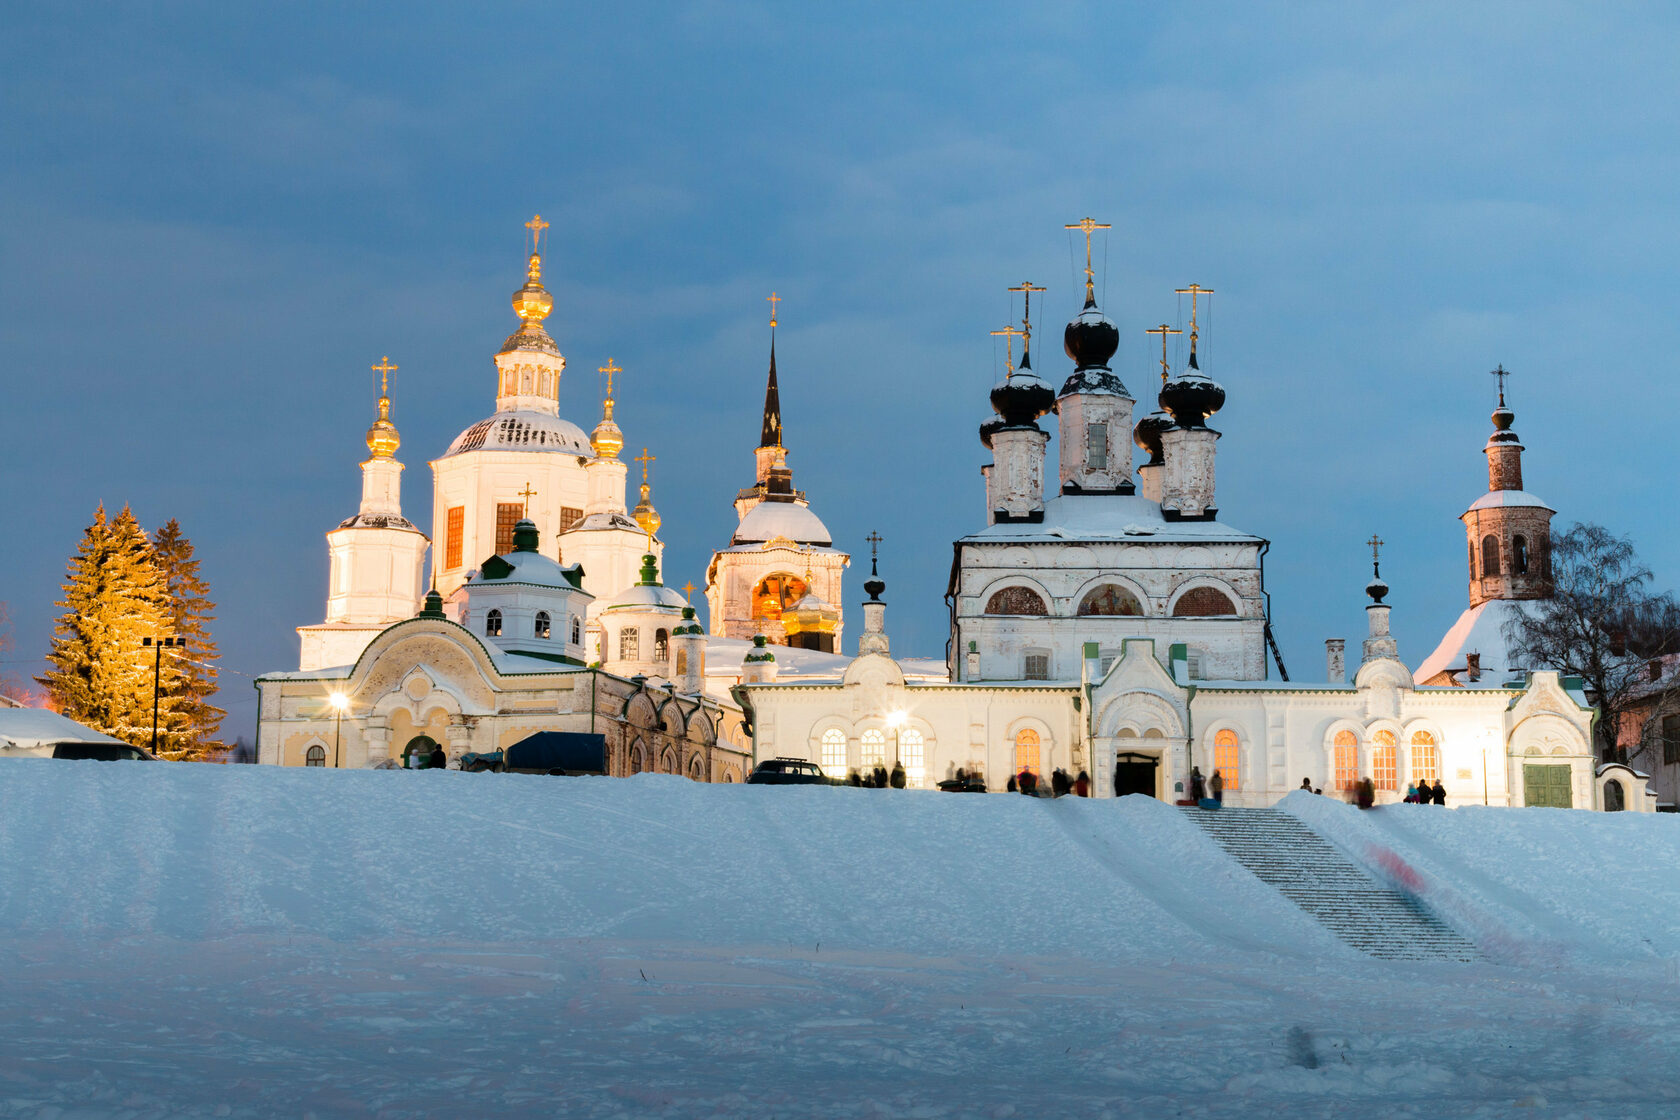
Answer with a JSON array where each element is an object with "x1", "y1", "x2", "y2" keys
[{"x1": 1, "y1": 763, "x2": 1677, "y2": 1118}]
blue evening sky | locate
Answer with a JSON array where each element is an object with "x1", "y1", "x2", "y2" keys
[{"x1": 4, "y1": 3, "x2": 1678, "y2": 735}]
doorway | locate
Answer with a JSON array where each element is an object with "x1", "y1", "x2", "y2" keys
[{"x1": 1114, "y1": 751, "x2": 1158, "y2": 799}]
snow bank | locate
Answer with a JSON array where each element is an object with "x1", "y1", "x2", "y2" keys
[{"x1": 0, "y1": 762, "x2": 1338, "y2": 959}]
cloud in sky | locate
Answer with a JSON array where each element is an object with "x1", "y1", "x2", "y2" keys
[{"x1": 5, "y1": 3, "x2": 1680, "y2": 727}]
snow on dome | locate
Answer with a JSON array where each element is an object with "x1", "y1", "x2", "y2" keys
[
  {"x1": 441, "y1": 410, "x2": 592, "y2": 458},
  {"x1": 602, "y1": 583, "x2": 688, "y2": 612},
  {"x1": 733, "y1": 499, "x2": 832, "y2": 546},
  {"x1": 1465, "y1": 489, "x2": 1555, "y2": 513}
]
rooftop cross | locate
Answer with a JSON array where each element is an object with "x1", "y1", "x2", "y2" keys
[
  {"x1": 1174, "y1": 284, "x2": 1214, "y2": 363},
  {"x1": 525, "y1": 213, "x2": 549, "y2": 256},
  {"x1": 371, "y1": 355, "x2": 398, "y2": 397},
  {"x1": 1065, "y1": 218, "x2": 1111, "y2": 304},
  {"x1": 1008, "y1": 281, "x2": 1046, "y2": 357},
  {"x1": 1491, "y1": 363, "x2": 1511, "y2": 407},
  {"x1": 990, "y1": 324, "x2": 1022, "y2": 374},
  {"x1": 598, "y1": 357, "x2": 621, "y2": 399},
  {"x1": 1145, "y1": 323, "x2": 1182, "y2": 384},
  {"x1": 767, "y1": 291, "x2": 780, "y2": 329},
  {"x1": 635, "y1": 447, "x2": 655, "y2": 482},
  {"x1": 1367, "y1": 533, "x2": 1384, "y2": 576},
  {"x1": 518, "y1": 482, "x2": 538, "y2": 516},
  {"x1": 682, "y1": 581, "x2": 696, "y2": 599},
  {"x1": 866, "y1": 530, "x2": 883, "y2": 561}
]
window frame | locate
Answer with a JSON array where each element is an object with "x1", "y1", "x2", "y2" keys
[
  {"x1": 534, "y1": 610, "x2": 551, "y2": 639},
  {"x1": 485, "y1": 608, "x2": 503, "y2": 638}
]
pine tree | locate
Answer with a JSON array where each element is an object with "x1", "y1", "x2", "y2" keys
[
  {"x1": 151, "y1": 519, "x2": 224, "y2": 758},
  {"x1": 39, "y1": 505, "x2": 174, "y2": 749}
]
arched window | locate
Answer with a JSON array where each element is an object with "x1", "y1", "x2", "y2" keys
[
  {"x1": 1513, "y1": 535, "x2": 1529, "y2": 575},
  {"x1": 1410, "y1": 731, "x2": 1439, "y2": 784},
  {"x1": 985, "y1": 586, "x2": 1048, "y2": 616},
  {"x1": 675, "y1": 649, "x2": 688, "y2": 675},
  {"x1": 1078, "y1": 585, "x2": 1143, "y2": 616},
  {"x1": 654, "y1": 629, "x2": 670, "y2": 662},
  {"x1": 619, "y1": 627, "x2": 639, "y2": 661},
  {"x1": 820, "y1": 728, "x2": 846, "y2": 773},
  {"x1": 1481, "y1": 535, "x2": 1500, "y2": 577},
  {"x1": 660, "y1": 749, "x2": 677, "y2": 774},
  {"x1": 1014, "y1": 728, "x2": 1041, "y2": 777},
  {"x1": 571, "y1": 616, "x2": 581, "y2": 644},
  {"x1": 1604, "y1": 778, "x2": 1625, "y2": 812},
  {"x1": 628, "y1": 741, "x2": 645, "y2": 774},
  {"x1": 1213, "y1": 729, "x2": 1240, "y2": 791},
  {"x1": 534, "y1": 611, "x2": 551, "y2": 639},
  {"x1": 1372, "y1": 730, "x2": 1398, "y2": 792},
  {"x1": 1333, "y1": 730, "x2": 1358, "y2": 791},
  {"x1": 485, "y1": 608, "x2": 503, "y2": 637},
  {"x1": 900, "y1": 728, "x2": 925, "y2": 788},
  {"x1": 305, "y1": 744, "x2": 326, "y2": 767},
  {"x1": 1172, "y1": 587, "x2": 1237, "y2": 617},
  {"x1": 861, "y1": 728, "x2": 886, "y2": 768},
  {"x1": 752, "y1": 573, "x2": 807, "y2": 622},
  {"x1": 687, "y1": 754, "x2": 705, "y2": 782}
]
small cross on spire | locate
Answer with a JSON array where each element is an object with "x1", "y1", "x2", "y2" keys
[
  {"x1": 1491, "y1": 364, "x2": 1511, "y2": 407},
  {"x1": 635, "y1": 447, "x2": 655, "y2": 482},
  {"x1": 598, "y1": 357, "x2": 621, "y2": 399},
  {"x1": 990, "y1": 324, "x2": 1022, "y2": 374},
  {"x1": 767, "y1": 291, "x2": 780, "y2": 329},
  {"x1": 1174, "y1": 285, "x2": 1214, "y2": 364},
  {"x1": 866, "y1": 530, "x2": 883, "y2": 560},
  {"x1": 1145, "y1": 323, "x2": 1182, "y2": 384},
  {"x1": 525, "y1": 213, "x2": 549, "y2": 256},
  {"x1": 1008, "y1": 281, "x2": 1046, "y2": 357},
  {"x1": 518, "y1": 482, "x2": 538, "y2": 516},
  {"x1": 1065, "y1": 218, "x2": 1111, "y2": 303},
  {"x1": 682, "y1": 581, "x2": 696, "y2": 599},
  {"x1": 1367, "y1": 533, "x2": 1384, "y2": 577},
  {"x1": 371, "y1": 356, "x2": 398, "y2": 397}
]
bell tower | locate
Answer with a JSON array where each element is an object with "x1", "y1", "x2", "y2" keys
[{"x1": 1463, "y1": 368, "x2": 1554, "y2": 607}]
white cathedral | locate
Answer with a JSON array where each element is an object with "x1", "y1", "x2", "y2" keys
[{"x1": 256, "y1": 215, "x2": 1649, "y2": 811}]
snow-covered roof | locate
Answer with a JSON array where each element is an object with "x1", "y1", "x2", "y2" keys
[
  {"x1": 733, "y1": 499, "x2": 832, "y2": 546},
  {"x1": 0, "y1": 709, "x2": 124, "y2": 750},
  {"x1": 1413, "y1": 598, "x2": 1537, "y2": 686},
  {"x1": 1465, "y1": 489, "x2": 1554, "y2": 513},
  {"x1": 601, "y1": 583, "x2": 688, "y2": 613},
  {"x1": 960, "y1": 494, "x2": 1263, "y2": 545},
  {"x1": 566, "y1": 510, "x2": 642, "y2": 534},
  {"x1": 441, "y1": 409, "x2": 592, "y2": 458},
  {"x1": 469, "y1": 546, "x2": 588, "y2": 595}
]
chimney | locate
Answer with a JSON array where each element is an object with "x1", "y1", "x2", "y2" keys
[
  {"x1": 1466, "y1": 652, "x2": 1482, "y2": 682},
  {"x1": 1326, "y1": 638, "x2": 1346, "y2": 684}
]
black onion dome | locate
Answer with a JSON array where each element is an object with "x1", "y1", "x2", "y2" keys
[
  {"x1": 864, "y1": 574, "x2": 886, "y2": 601},
  {"x1": 989, "y1": 351, "x2": 1055, "y2": 426},
  {"x1": 1489, "y1": 402, "x2": 1520, "y2": 445},
  {"x1": 1063, "y1": 298, "x2": 1120, "y2": 371},
  {"x1": 1061, "y1": 367, "x2": 1129, "y2": 398},
  {"x1": 979, "y1": 416, "x2": 1005, "y2": 449},
  {"x1": 1133, "y1": 410, "x2": 1173, "y2": 465},
  {"x1": 1158, "y1": 351, "x2": 1226, "y2": 428},
  {"x1": 1366, "y1": 575, "x2": 1389, "y2": 604}
]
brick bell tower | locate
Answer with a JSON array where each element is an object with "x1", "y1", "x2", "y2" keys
[{"x1": 1463, "y1": 367, "x2": 1554, "y2": 608}]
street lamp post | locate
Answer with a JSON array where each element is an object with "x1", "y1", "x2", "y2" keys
[
  {"x1": 329, "y1": 692, "x2": 349, "y2": 768},
  {"x1": 141, "y1": 636, "x2": 180, "y2": 755}
]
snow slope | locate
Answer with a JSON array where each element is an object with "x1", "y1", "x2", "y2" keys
[{"x1": 1, "y1": 763, "x2": 1678, "y2": 1118}]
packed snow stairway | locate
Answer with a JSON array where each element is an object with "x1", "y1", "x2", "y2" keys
[{"x1": 1183, "y1": 806, "x2": 1479, "y2": 961}]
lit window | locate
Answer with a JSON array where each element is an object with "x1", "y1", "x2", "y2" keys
[
  {"x1": 820, "y1": 728, "x2": 846, "y2": 773},
  {"x1": 675, "y1": 649, "x2": 688, "y2": 675},
  {"x1": 534, "y1": 611, "x2": 551, "y2": 639},
  {"x1": 559, "y1": 506, "x2": 583, "y2": 533},
  {"x1": 445, "y1": 506, "x2": 465, "y2": 570},
  {"x1": 485, "y1": 609, "x2": 502, "y2": 638},
  {"x1": 654, "y1": 629, "x2": 669, "y2": 662},
  {"x1": 1333, "y1": 730, "x2": 1358, "y2": 791},
  {"x1": 305, "y1": 744, "x2": 326, "y2": 767},
  {"x1": 985, "y1": 586, "x2": 1048, "y2": 616},
  {"x1": 1214, "y1": 729, "x2": 1240, "y2": 791},
  {"x1": 900, "y1": 728, "x2": 925, "y2": 788},
  {"x1": 861, "y1": 728, "x2": 886, "y2": 768},
  {"x1": 752, "y1": 573, "x2": 807, "y2": 622},
  {"x1": 1015, "y1": 728, "x2": 1040, "y2": 776},
  {"x1": 495, "y1": 503, "x2": 523, "y2": 555},
  {"x1": 619, "y1": 627, "x2": 639, "y2": 661},
  {"x1": 1086, "y1": 422, "x2": 1107, "y2": 470},
  {"x1": 1372, "y1": 729, "x2": 1397, "y2": 791},
  {"x1": 1024, "y1": 652, "x2": 1049, "y2": 680},
  {"x1": 1410, "y1": 731, "x2": 1439, "y2": 783}
]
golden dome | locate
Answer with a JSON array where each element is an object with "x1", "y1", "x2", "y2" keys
[
  {"x1": 633, "y1": 482, "x2": 661, "y2": 538},
  {"x1": 511, "y1": 252, "x2": 554, "y2": 324},
  {"x1": 365, "y1": 395, "x2": 400, "y2": 458},
  {"x1": 592, "y1": 417, "x2": 623, "y2": 459}
]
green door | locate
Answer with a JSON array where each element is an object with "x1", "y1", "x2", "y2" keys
[{"x1": 1523, "y1": 763, "x2": 1573, "y2": 808}]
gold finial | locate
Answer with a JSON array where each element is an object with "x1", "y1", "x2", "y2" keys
[
  {"x1": 1145, "y1": 323, "x2": 1182, "y2": 384},
  {"x1": 1065, "y1": 218, "x2": 1111, "y2": 305},
  {"x1": 767, "y1": 291, "x2": 780, "y2": 330},
  {"x1": 525, "y1": 213, "x2": 549, "y2": 257},
  {"x1": 866, "y1": 530, "x2": 883, "y2": 561},
  {"x1": 633, "y1": 447, "x2": 661, "y2": 540},
  {"x1": 1008, "y1": 281, "x2": 1046, "y2": 358},
  {"x1": 1174, "y1": 284, "x2": 1214, "y2": 364},
  {"x1": 990, "y1": 324, "x2": 1022, "y2": 375},
  {"x1": 1368, "y1": 533, "x2": 1384, "y2": 565},
  {"x1": 518, "y1": 482, "x2": 538, "y2": 517},
  {"x1": 635, "y1": 446, "x2": 655, "y2": 482},
  {"x1": 365, "y1": 356, "x2": 401, "y2": 458},
  {"x1": 590, "y1": 358, "x2": 625, "y2": 459},
  {"x1": 1491, "y1": 364, "x2": 1510, "y2": 407},
  {"x1": 682, "y1": 580, "x2": 696, "y2": 600}
]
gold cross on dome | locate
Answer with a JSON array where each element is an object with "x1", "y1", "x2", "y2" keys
[
  {"x1": 635, "y1": 447, "x2": 655, "y2": 482},
  {"x1": 1367, "y1": 534, "x2": 1384, "y2": 564},
  {"x1": 518, "y1": 482, "x2": 538, "y2": 516},
  {"x1": 1008, "y1": 281, "x2": 1046, "y2": 348},
  {"x1": 866, "y1": 530, "x2": 883, "y2": 560},
  {"x1": 682, "y1": 581, "x2": 696, "y2": 599},
  {"x1": 767, "y1": 291, "x2": 781, "y2": 329},
  {"x1": 990, "y1": 324, "x2": 1022, "y2": 373},
  {"x1": 1065, "y1": 218, "x2": 1111, "y2": 300},
  {"x1": 1145, "y1": 323, "x2": 1182, "y2": 383},
  {"x1": 525, "y1": 213, "x2": 549, "y2": 255},
  {"x1": 1490, "y1": 363, "x2": 1511, "y2": 406},
  {"x1": 370, "y1": 356, "x2": 398, "y2": 396},
  {"x1": 1174, "y1": 284, "x2": 1214, "y2": 358},
  {"x1": 598, "y1": 357, "x2": 621, "y2": 399}
]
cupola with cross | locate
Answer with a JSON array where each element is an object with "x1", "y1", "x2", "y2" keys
[
  {"x1": 1463, "y1": 366, "x2": 1555, "y2": 607},
  {"x1": 455, "y1": 516, "x2": 593, "y2": 665},
  {"x1": 1056, "y1": 218, "x2": 1135, "y2": 497}
]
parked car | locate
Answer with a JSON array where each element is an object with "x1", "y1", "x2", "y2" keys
[
  {"x1": 51, "y1": 742, "x2": 156, "y2": 761},
  {"x1": 746, "y1": 758, "x2": 831, "y2": 785}
]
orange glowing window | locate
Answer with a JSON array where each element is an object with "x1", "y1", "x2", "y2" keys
[
  {"x1": 1213, "y1": 729, "x2": 1240, "y2": 791},
  {"x1": 445, "y1": 506, "x2": 465, "y2": 570},
  {"x1": 495, "y1": 503, "x2": 523, "y2": 555},
  {"x1": 1014, "y1": 728, "x2": 1040, "y2": 776},
  {"x1": 1334, "y1": 730, "x2": 1358, "y2": 791},
  {"x1": 1372, "y1": 729, "x2": 1398, "y2": 792},
  {"x1": 1411, "y1": 731, "x2": 1439, "y2": 783}
]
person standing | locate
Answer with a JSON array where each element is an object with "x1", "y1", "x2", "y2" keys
[
  {"x1": 1189, "y1": 766, "x2": 1206, "y2": 803},
  {"x1": 1430, "y1": 780, "x2": 1447, "y2": 806},
  {"x1": 1074, "y1": 770, "x2": 1090, "y2": 798},
  {"x1": 429, "y1": 744, "x2": 447, "y2": 770},
  {"x1": 1208, "y1": 768, "x2": 1224, "y2": 805}
]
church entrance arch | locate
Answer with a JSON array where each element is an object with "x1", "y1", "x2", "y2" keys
[
  {"x1": 1114, "y1": 751, "x2": 1159, "y2": 799},
  {"x1": 403, "y1": 735, "x2": 440, "y2": 769}
]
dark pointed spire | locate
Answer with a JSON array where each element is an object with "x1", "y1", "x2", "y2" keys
[{"x1": 760, "y1": 335, "x2": 783, "y2": 449}]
